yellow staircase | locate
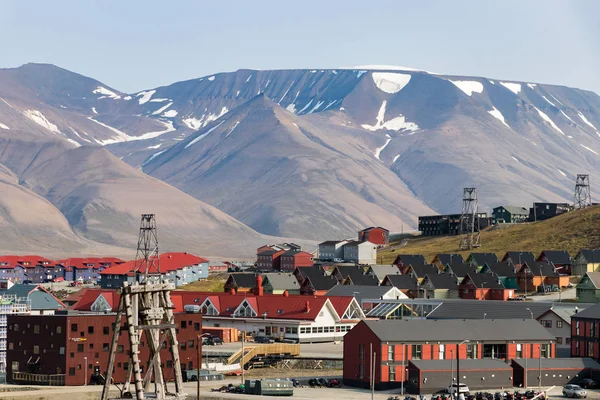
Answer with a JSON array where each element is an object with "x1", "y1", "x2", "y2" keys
[{"x1": 226, "y1": 343, "x2": 300, "y2": 366}]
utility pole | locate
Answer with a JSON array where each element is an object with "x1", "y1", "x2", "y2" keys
[
  {"x1": 456, "y1": 340, "x2": 469, "y2": 400},
  {"x1": 524, "y1": 342, "x2": 528, "y2": 389},
  {"x1": 241, "y1": 330, "x2": 245, "y2": 385},
  {"x1": 197, "y1": 334, "x2": 201, "y2": 400},
  {"x1": 401, "y1": 343, "x2": 405, "y2": 396}
]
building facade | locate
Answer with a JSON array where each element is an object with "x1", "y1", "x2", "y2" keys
[
  {"x1": 358, "y1": 227, "x2": 389, "y2": 246},
  {"x1": 529, "y1": 203, "x2": 571, "y2": 222},
  {"x1": 342, "y1": 241, "x2": 377, "y2": 265},
  {"x1": 418, "y1": 214, "x2": 490, "y2": 236},
  {"x1": 318, "y1": 241, "x2": 348, "y2": 261},
  {"x1": 492, "y1": 206, "x2": 529, "y2": 224},
  {"x1": 279, "y1": 251, "x2": 314, "y2": 271}
]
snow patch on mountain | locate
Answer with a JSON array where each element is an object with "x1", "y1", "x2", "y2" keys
[
  {"x1": 65, "y1": 138, "x2": 81, "y2": 147},
  {"x1": 500, "y1": 82, "x2": 522, "y2": 95},
  {"x1": 245, "y1": 75, "x2": 252, "y2": 83},
  {"x1": 224, "y1": 121, "x2": 240, "y2": 139},
  {"x1": 448, "y1": 80, "x2": 484, "y2": 96},
  {"x1": 182, "y1": 107, "x2": 228, "y2": 130},
  {"x1": 0, "y1": 122, "x2": 9, "y2": 130},
  {"x1": 393, "y1": 154, "x2": 400, "y2": 163},
  {"x1": 136, "y1": 90, "x2": 156, "y2": 105},
  {"x1": 91, "y1": 107, "x2": 98, "y2": 115},
  {"x1": 142, "y1": 150, "x2": 166, "y2": 166},
  {"x1": 527, "y1": 83, "x2": 537, "y2": 89},
  {"x1": 147, "y1": 144, "x2": 162, "y2": 149},
  {"x1": 374, "y1": 134, "x2": 392, "y2": 161},
  {"x1": 356, "y1": 71, "x2": 367, "y2": 79},
  {"x1": 208, "y1": 76, "x2": 215, "y2": 81},
  {"x1": 152, "y1": 102, "x2": 173, "y2": 115},
  {"x1": 69, "y1": 127, "x2": 91, "y2": 143},
  {"x1": 346, "y1": 64, "x2": 437, "y2": 74},
  {"x1": 87, "y1": 117, "x2": 130, "y2": 145},
  {"x1": 286, "y1": 104, "x2": 297, "y2": 114},
  {"x1": 541, "y1": 95, "x2": 556, "y2": 107},
  {"x1": 149, "y1": 98, "x2": 169, "y2": 103},
  {"x1": 560, "y1": 110, "x2": 577, "y2": 125},
  {"x1": 130, "y1": 121, "x2": 175, "y2": 142},
  {"x1": 362, "y1": 101, "x2": 420, "y2": 132},
  {"x1": 558, "y1": 169, "x2": 567, "y2": 177},
  {"x1": 93, "y1": 86, "x2": 121, "y2": 99},
  {"x1": 162, "y1": 109, "x2": 178, "y2": 118},
  {"x1": 372, "y1": 72, "x2": 411, "y2": 94},
  {"x1": 184, "y1": 121, "x2": 225, "y2": 149},
  {"x1": 534, "y1": 106, "x2": 564, "y2": 135},
  {"x1": 580, "y1": 144, "x2": 599, "y2": 155},
  {"x1": 308, "y1": 101, "x2": 325, "y2": 113},
  {"x1": 488, "y1": 107, "x2": 510, "y2": 128},
  {"x1": 24, "y1": 110, "x2": 61, "y2": 135},
  {"x1": 578, "y1": 112, "x2": 598, "y2": 130},
  {"x1": 278, "y1": 81, "x2": 294, "y2": 104},
  {"x1": 298, "y1": 99, "x2": 313, "y2": 114},
  {"x1": 123, "y1": 96, "x2": 132, "y2": 101}
]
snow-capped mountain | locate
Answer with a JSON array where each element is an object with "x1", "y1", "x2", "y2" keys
[{"x1": 1, "y1": 63, "x2": 600, "y2": 247}]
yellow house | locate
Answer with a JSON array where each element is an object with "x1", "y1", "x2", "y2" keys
[{"x1": 573, "y1": 250, "x2": 600, "y2": 276}]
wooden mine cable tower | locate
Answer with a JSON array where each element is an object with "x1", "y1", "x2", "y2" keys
[
  {"x1": 574, "y1": 174, "x2": 592, "y2": 209},
  {"x1": 459, "y1": 187, "x2": 481, "y2": 250},
  {"x1": 101, "y1": 214, "x2": 185, "y2": 400}
]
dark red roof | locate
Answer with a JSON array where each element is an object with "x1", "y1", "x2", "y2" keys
[
  {"x1": 0, "y1": 255, "x2": 54, "y2": 268},
  {"x1": 55, "y1": 257, "x2": 125, "y2": 270},
  {"x1": 100, "y1": 252, "x2": 209, "y2": 276},
  {"x1": 71, "y1": 289, "x2": 120, "y2": 311}
]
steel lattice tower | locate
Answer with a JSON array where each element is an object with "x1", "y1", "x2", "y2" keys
[
  {"x1": 574, "y1": 174, "x2": 592, "y2": 209},
  {"x1": 134, "y1": 214, "x2": 160, "y2": 282},
  {"x1": 459, "y1": 188, "x2": 481, "y2": 250}
]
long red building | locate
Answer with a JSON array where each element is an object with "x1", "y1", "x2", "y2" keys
[{"x1": 7, "y1": 312, "x2": 202, "y2": 386}]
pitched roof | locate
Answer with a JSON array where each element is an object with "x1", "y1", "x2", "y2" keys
[
  {"x1": 579, "y1": 272, "x2": 600, "y2": 289},
  {"x1": 299, "y1": 267, "x2": 338, "y2": 291},
  {"x1": 407, "y1": 264, "x2": 439, "y2": 278},
  {"x1": 0, "y1": 255, "x2": 54, "y2": 268},
  {"x1": 422, "y1": 273, "x2": 458, "y2": 290},
  {"x1": 522, "y1": 262, "x2": 559, "y2": 277},
  {"x1": 537, "y1": 307, "x2": 578, "y2": 325},
  {"x1": 410, "y1": 359, "x2": 512, "y2": 371},
  {"x1": 3, "y1": 284, "x2": 65, "y2": 310},
  {"x1": 262, "y1": 273, "x2": 300, "y2": 290},
  {"x1": 368, "y1": 265, "x2": 400, "y2": 281},
  {"x1": 538, "y1": 250, "x2": 572, "y2": 265},
  {"x1": 571, "y1": 303, "x2": 600, "y2": 319},
  {"x1": 502, "y1": 252, "x2": 535, "y2": 265},
  {"x1": 394, "y1": 254, "x2": 426, "y2": 266},
  {"x1": 281, "y1": 250, "x2": 312, "y2": 258},
  {"x1": 227, "y1": 273, "x2": 257, "y2": 288},
  {"x1": 384, "y1": 274, "x2": 418, "y2": 290},
  {"x1": 55, "y1": 257, "x2": 124, "y2": 270},
  {"x1": 460, "y1": 273, "x2": 505, "y2": 289},
  {"x1": 362, "y1": 319, "x2": 555, "y2": 342},
  {"x1": 468, "y1": 253, "x2": 498, "y2": 265},
  {"x1": 482, "y1": 261, "x2": 517, "y2": 278},
  {"x1": 326, "y1": 285, "x2": 401, "y2": 305},
  {"x1": 360, "y1": 226, "x2": 389, "y2": 233},
  {"x1": 71, "y1": 289, "x2": 120, "y2": 311},
  {"x1": 99, "y1": 252, "x2": 208, "y2": 276},
  {"x1": 445, "y1": 262, "x2": 476, "y2": 277},
  {"x1": 334, "y1": 265, "x2": 379, "y2": 286},
  {"x1": 434, "y1": 254, "x2": 464, "y2": 265},
  {"x1": 495, "y1": 205, "x2": 529, "y2": 215},
  {"x1": 425, "y1": 299, "x2": 553, "y2": 319},
  {"x1": 578, "y1": 250, "x2": 600, "y2": 263},
  {"x1": 319, "y1": 240, "x2": 345, "y2": 246}
]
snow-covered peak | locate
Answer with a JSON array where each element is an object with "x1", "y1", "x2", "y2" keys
[
  {"x1": 372, "y1": 72, "x2": 412, "y2": 94},
  {"x1": 342, "y1": 65, "x2": 437, "y2": 74}
]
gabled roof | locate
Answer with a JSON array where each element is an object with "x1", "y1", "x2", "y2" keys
[
  {"x1": 383, "y1": 274, "x2": 418, "y2": 290},
  {"x1": 100, "y1": 252, "x2": 208, "y2": 276},
  {"x1": 0, "y1": 255, "x2": 54, "y2": 268},
  {"x1": 281, "y1": 250, "x2": 312, "y2": 258},
  {"x1": 494, "y1": 205, "x2": 529, "y2": 215},
  {"x1": 537, "y1": 307, "x2": 578, "y2": 325},
  {"x1": 579, "y1": 272, "x2": 600, "y2": 289},
  {"x1": 325, "y1": 285, "x2": 404, "y2": 304},
  {"x1": 257, "y1": 249, "x2": 281, "y2": 256},
  {"x1": 319, "y1": 240, "x2": 346, "y2": 246},
  {"x1": 367, "y1": 265, "x2": 400, "y2": 281},
  {"x1": 407, "y1": 264, "x2": 439, "y2": 278},
  {"x1": 538, "y1": 250, "x2": 572, "y2": 265},
  {"x1": 393, "y1": 254, "x2": 426, "y2": 266},
  {"x1": 71, "y1": 289, "x2": 120, "y2": 311},
  {"x1": 362, "y1": 319, "x2": 555, "y2": 342},
  {"x1": 226, "y1": 273, "x2": 257, "y2": 289},
  {"x1": 577, "y1": 250, "x2": 600, "y2": 263},
  {"x1": 55, "y1": 257, "x2": 124, "y2": 270},
  {"x1": 334, "y1": 265, "x2": 379, "y2": 286},
  {"x1": 444, "y1": 262, "x2": 476, "y2": 277},
  {"x1": 481, "y1": 261, "x2": 516, "y2": 278},
  {"x1": 425, "y1": 299, "x2": 553, "y2": 319},
  {"x1": 522, "y1": 261, "x2": 559, "y2": 277},
  {"x1": 467, "y1": 253, "x2": 498, "y2": 265},
  {"x1": 422, "y1": 273, "x2": 458, "y2": 290},
  {"x1": 460, "y1": 273, "x2": 505, "y2": 289},
  {"x1": 343, "y1": 240, "x2": 369, "y2": 247},
  {"x1": 2, "y1": 284, "x2": 65, "y2": 310},
  {"x1": 360, "y1": 226, "x2": 389, "y2": 233},
  {"x1": 262, "y1": 273, "x2": 300, "y2": 290},
  {"x1": 502, "y1": 252, "x2": 535, "y2": 265},
  {"x1": 298, "y1": 267, "x2": 338, "y2": 291},
  {"x1": 434, "y1": 254, "x2": 464, "y2": 265},
  {"x1": 571, "y1": 303, "x2": 600, "y2": 319}
]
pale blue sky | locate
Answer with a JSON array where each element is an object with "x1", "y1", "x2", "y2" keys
[{"x1": 0, "y1": 0, "x2": 598, "y2": 94}]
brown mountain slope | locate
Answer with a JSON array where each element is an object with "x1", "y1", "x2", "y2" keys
[{"x1": 378, "y1": 205, "x2": 600, "y2": 263}]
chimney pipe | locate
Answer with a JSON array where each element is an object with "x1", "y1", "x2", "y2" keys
[
  {"x1": 305, "y1": 301, "x2": 310, "y2": 313},
  {"x1": 283, "y1": 290, "x2": 289, "y2": 297}
]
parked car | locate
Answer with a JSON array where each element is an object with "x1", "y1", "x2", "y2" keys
[
  {"x1": 563, "y1": 384, "x2": 587, "y2": 398},
  {"x1": 579, "y1": 379, "x2": 597, "y2": 389},
  {"x1": 254, "y1": 336, "x2": 273, "y2": 344},
  {"x1": 53, "y1": 277, "x2": 64, "y2": 282},
  {"x1": 209, "y1": 336, "x2": 223, "y2": 345},
  {"x1": 447, "y1": 383, "x2": 470, "y2": 395}
]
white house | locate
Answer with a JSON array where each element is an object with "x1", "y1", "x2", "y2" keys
[
  {"x1": 343, "y1": 241, "x2": 377, "y2": 265},
  {"x1": 536, "y1": 307, "x2": 577, "y2": 357},
  {"x1": 318, "y1": 240, "x2": 349, "y2": 261}
]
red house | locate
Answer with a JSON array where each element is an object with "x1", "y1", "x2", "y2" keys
[
  {"x1": 359, "y1": 227, "x2": 389, "y2": 246},
  {"x1": 279, "y1": 251, "x2": 314, "y2": 271},
  {"x1": 343, "y1": 319, "x2": 555, "y2": 390},
  {"x1": 458, "y1": 273, "x2": 514, "y2": 301},
  {"x1": 256, "y1": 249, "x2": 285, "y2": 270}
]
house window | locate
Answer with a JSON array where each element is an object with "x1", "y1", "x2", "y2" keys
[
  {"x1": 541, "y1": 320, "x2": 552, "y2": 328},
  {"x1": 516, "y1": 343, "x2": 522, "y2": 358},
  {"x1": 33, "y1": 325, "x2": 40, "y2": 334},
  {"x1": 576, "y1": 321, "x2": 580, "y2": 335},
  {"x1": 556, "y1": 337, "x2": 563, "y2": 344},
  {"x1": 556, "y1": 321, "x2": 563, "y2": 329},
  {"x1": 358, "y1": 344, "x2": 365, "y2": 379},
  {"x1": 71, "y1": 323, "x2": 78, "y2": 332},
  {"x1": 117, "y1": 345, "x2": 124, "y2": 353},
  {"x1": 103, "y1": 326, "x2": 110, "y2": 335},
  {"x1": 77, "y1": 344, "x2": 84, "y2": 353},
  {"x1": 181, "y1": 321, "x2": 187, "y2": 329},
  {"x1": 68, "y1": 367, "x2": 75, "y2": 376},
  {"x1": 103, "y1": 343, "x2": 109, "y2": 352},
  {"x1": 194, "y1": 323, "x2": 200, "y2": 331},
  {"x1": 389, "y1": 366, "x2": 396, "y2": 382},
  {"x1": 166, "y1": 360, "x2": 173, "y2": 368},
  {"x1": 412, "y1": 344, "x2": 422, "y2": 360},
  {"x1": 591, "y1": 323, "x2": 596, "y2": 337},
  {"x1": 438, "y1": 344, "x2": 445, "y2": 359},
  {"x1": 467, "y1": 344, "x2": 477, "y2": 359},
  {"x1": 181, "y1": 342, "x2": 187, "y2": 350},
  {"x1": 33, "y1": 345, "x2": 40, "y2": 355},
  {"x1": 588, "y1": 342, "x2": 595, "y2": 358},
  {"x1": 88, "y1": 326, "x2": 94, "y2": 334},
  {"x1": 188, "y1": 340, "x2": 194, "y2": 348},
  {"x1": 566, "y1": 338, "x2": 571, "y2": 344},
  {"x1": 541, "y1": 343, "x2": 551, "y2": 358},
  {"x1": 388, "y1": 345, "x2": 395, "y2": 361}
]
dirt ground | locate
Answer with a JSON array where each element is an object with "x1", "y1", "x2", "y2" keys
[{"x1": 241, "y1": 368, "x2": 342, "y2": 379}]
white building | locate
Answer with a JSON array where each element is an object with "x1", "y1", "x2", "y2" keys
[
  {"x1": 536, "y1": 307, "x2": 577, "y2": 357},
  {"x1": 318, "y1": 240, "x2": 349, "y2": 261},
  {"x1": 342, "y1": 241, "x2": 377, "y2": 265}
]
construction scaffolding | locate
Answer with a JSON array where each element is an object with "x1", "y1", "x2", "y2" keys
[
  {"x1": 101, "y1": 214, "x2": 185, "y2": 400},
  {"x1": 574, "y1": 174, "x2": 592, "y2": 209},
  {"x1": 459, "y1": 187, "x2": 481, "y2": 250}
]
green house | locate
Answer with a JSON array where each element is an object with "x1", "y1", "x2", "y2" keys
[
  {"x1": 576, "y1": 272, "x2": 600, "y2": 303},
  {"x1": 480, "y1": 261, "x2": 519, "y2": 290}
]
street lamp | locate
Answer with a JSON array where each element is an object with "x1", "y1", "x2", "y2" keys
[
  {"x1": 84, "y1": 356, "x2": 87, "y2": 386},
  {"x1": 456, "y1": 340, "x2": 470, "y2": 400},
  {"x1": 526, "y1": 308, "x2": 533, "y2": 320}
]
